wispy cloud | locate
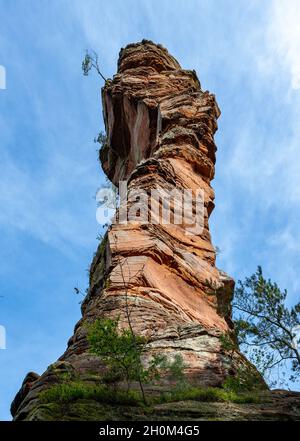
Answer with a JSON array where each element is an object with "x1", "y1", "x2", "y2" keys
[
  {"x1": 211, "y1": 1, "x2": 300, "y2": 311},
  {"x1": 0, "y1": 149, "x2": 97, "y2": 253},
  {"x1": 0, "y1": 2, "x2": 105, "y2": 256},
  {"x1": 267, "y1": 0, "x2": 300, "y2": 90}
]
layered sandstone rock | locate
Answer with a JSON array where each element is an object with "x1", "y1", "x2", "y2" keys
[
  {"x1": 12, "y1": 40, "x2": 282, "y2": 421},
  {"x1": 84, "y1": 40, "x2": 244, "y2": 383}
]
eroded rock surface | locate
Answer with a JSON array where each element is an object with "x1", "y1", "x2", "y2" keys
[
  {"x1": 85, "y1": 39, "x2": 245, "y2": 383},
  {"x1": 12, "y1": 40, "x2": 299, "y2": 421}
]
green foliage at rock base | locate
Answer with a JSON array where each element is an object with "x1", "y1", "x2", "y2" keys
[
  {"x1": 40, "y1": 381, "x2": 263, "y2": 411},
  {"x1": 159, "y1": 386, "x2": 262, "y2": 405},
  {"x1": 40, "y1": 382, "x2": 140, "y2": 406},
  {"x1": 222, "y1": 367, "x2": 265, "y2": 393},
  {"x1": 86, "y1": 318, "x2": 185, "y2": 392}
]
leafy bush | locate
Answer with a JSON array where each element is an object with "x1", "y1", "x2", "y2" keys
[
  {"x1": 87, "y1": 318, "x2": 149, "y2": 387},
  {"x1": 87, "y1": 318, "x2": 187, "y2": 388}
]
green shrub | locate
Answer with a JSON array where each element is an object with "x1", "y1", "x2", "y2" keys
[
  {"x1": 86, "y1": 318, "x2": 185, "y2": 397},
  {"x1": 87, "y1": 318, "x2": 149, "y2": 389},
  {"x1": 40, "y1": 381, "x2": 262, "y2": 410},
  {"x1": 160, "y1": 386, "x2": 261, "y2": 404},
  {"x1": 222, "y1": 366, "x2": 264, "y2": 392},
  {"x1": 40, "y1": 382, "x2": 140, "y2": 406},
  {"x1": 40, "y1": 383, "x2": 88, "y2": 404}
]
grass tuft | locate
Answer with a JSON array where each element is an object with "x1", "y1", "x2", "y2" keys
[
  {"x1": 159, "y1": 386, "x2": 261, "y2": 404},
  {"x1": 40, "y1": 382, "x2": 140, "y2": 406}
]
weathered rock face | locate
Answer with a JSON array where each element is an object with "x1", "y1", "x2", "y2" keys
[
  {"x1": 11, "y1": 41, "x2": 278, "y2": 421},
  {"x1": 88, "y1": 40, "x2": 243, "y2": 382}
]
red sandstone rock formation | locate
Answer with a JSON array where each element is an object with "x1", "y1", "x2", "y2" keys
[
  {"x1": 11, "y1": 41, "x2": 272, "y2": 421},
  {"x1": 90, "y1": 40, "x2": 242, "y2": 382}
]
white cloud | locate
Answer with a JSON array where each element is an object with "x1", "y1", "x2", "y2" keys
[
  {"x1": 0, "y1": 6, "x2": 105, "y2": 257},
  {"x1": 210, "y1": 1, "x2": 300, "y2": 305},
  {"x1": 0, "y1": 149, "x2": 97, "y2": 255},
  {"x1": 268, "y1": 0, "x2": 300, "y2": 90},
  {"x1": 269, "y1": 228, "x2": 300, "y2": 254}
]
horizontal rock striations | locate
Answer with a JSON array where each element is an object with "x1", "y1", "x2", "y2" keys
[{"x1": 12, "y1": 41, "x2": 294, "y2": 421}]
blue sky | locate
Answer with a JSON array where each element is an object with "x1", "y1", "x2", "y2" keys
[{"x1": 0, "y1": 0, "x2": 300, "y2": 420}]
